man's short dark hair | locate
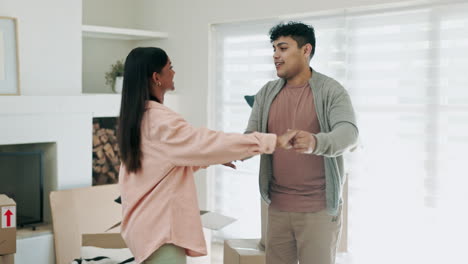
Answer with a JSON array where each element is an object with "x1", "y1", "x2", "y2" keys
[{"x1": 269, "y1": 21, "x2": 316, "y2": 59}]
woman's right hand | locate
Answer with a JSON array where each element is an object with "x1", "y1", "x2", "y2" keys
[{"x1": 276, "y1": 129, "x2": 298, "y2": 149}]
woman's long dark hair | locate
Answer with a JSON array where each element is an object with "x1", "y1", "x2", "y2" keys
[{"x1": 118, "y1": 47, "x2": 168, "y2": 173}]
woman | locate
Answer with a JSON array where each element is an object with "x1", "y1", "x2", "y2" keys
[{"x1": 117, "y1": 47, "x2": 296, "y2": 264}]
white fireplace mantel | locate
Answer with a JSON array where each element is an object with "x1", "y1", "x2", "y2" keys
[{"x1": 0, "y1": 94, "x2": 122, "y2": 117}]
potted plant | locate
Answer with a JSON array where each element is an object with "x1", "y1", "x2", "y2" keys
[{"x1": 105, "y1": 60, "x2": 124, "y2": 93}]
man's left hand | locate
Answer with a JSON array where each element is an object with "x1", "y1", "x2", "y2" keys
[{"x1": 292, "y1": 130, "x2": 316, "y2": 154}]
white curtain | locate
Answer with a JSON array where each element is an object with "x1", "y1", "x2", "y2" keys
[
  {"x1": 211, "y1": 20, "x2": 277, "y2": 239},
  {"x1": 211, "y1": 2, "x2": 468, "y2": 263}
]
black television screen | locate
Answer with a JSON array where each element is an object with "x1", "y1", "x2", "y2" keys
[{"x1": 0, "y1": 151, "x2": 43, "y2": 226}]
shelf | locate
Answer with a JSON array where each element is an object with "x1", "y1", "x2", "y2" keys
[{"x1": 82, "y1": 25, "x2": 168, "y2": 40}]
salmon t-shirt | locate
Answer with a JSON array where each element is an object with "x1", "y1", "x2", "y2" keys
[{"x1": 268, "y1": 82, "x2": 326, "y2": 212}]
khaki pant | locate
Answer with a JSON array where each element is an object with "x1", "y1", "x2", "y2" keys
[
  {"x1": 266, "y1": 206, "x2": 342, "y2": 264},
  {"x1": 143, "y1": 244, "x2": 186, "y2": 264}
]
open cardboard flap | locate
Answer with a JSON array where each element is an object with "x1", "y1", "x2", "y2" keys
[{"x1": 200, "y1": 210, "x2": 236, "y2": 230}]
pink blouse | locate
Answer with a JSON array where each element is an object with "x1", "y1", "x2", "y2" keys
[{"x1": 119, "y1": 101, "x2": 276, "y2": 263}]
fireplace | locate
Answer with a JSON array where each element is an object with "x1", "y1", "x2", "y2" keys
[
  {"x1": 0, "y1": 151, "x2": 43, "y2": 226},
  {"x1": 0, "y1": 143, "x2": 56, "y2": 227}
]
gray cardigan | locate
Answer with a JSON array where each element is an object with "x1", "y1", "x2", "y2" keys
[{"x1": 245, "y1": 69, "x2": 359, "y2": 216}]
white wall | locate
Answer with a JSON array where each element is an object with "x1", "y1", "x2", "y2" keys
[
  {"x1": 134, "y1": 0, "x2": 409, "y2": 210},
  {"x1": 82, "y1": 0, "x2": 137, "y2": 29},
  {"x1": 0, "y1": 0, "x2": 82, "y2": 95},
  {"x1": 82, "y1": 0, "x2": 140, "y2": 94}
]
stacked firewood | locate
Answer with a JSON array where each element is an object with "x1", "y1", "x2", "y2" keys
[{"x1": 92, "y1": 122, "x2": 121, "y2": 185}]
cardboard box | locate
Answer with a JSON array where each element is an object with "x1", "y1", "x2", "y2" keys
[
  {"x1": 82, "y1": 233, "x2": 126, "y2": 249},
  {"x1": 0, "y1": 195, "x2": 16, "y2": 255},
  {"x1": 50, "y1": 184, "x2": 236, "y2": 264},
  {"x1": 0, "y1": 254, "x2": 14, "y2": 264},
  {"x1": 224, "y1": 239, "x2": 265, "y2": 264},
  {"x1": 50, "y1": 184, "x2": 122, "y2": 264}
]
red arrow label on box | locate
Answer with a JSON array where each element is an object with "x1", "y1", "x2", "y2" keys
[
  {"x1": 2, "y1": 206, "x2": 15, "y2": 228},
  {"x1": 4, "y1": 209, "x2": 13, "y2": 227}
]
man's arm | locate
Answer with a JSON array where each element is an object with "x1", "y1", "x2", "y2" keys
[
  {"x1": 294, "y1": 83, "x2": 359, "y2": 157},
  {"x1": 312, "y1": 122, "x2": 358, "y2": 156}
]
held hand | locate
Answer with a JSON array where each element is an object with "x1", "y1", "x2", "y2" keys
[
  {"x1": 276, "y1": 129, "x2": 298, "y2": 149},
  {"x1": 222, "y1": 162, "x2": 237, "y2": 169},
  {"x1": 292, "y1": 130, "x2": 316, "y2": 154}
]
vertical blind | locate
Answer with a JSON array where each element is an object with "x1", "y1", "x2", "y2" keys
[
  {"x1": 211, "y1": 21, "x2": 277, "y2": 239},
  {"x1": 211, "y1": 2, "x2": 468, "y2": 263}
]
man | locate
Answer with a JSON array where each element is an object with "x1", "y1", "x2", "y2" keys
[{"x1": 245, "y1": 21, "x2": 359, "y2": 264}]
